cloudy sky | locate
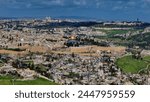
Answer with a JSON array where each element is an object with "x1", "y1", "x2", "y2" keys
[{"x1": 0, "y1": 0, "x2": 150, "y2": 21}]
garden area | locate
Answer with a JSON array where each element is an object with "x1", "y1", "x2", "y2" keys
[
  {"x1": 0, "y1": 75, "x2": 57, "y2": 85},
  {"x1": 116, "y1": 55, "x2": 150, "y2": 74}
]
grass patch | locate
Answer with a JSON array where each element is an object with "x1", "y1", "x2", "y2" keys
[
  {"x1": 14, "y1": 78, "x2": 57, "y2": 85},
  {"x1": 144, "y1": 56, "x2": 150, "y2": 62},
  {"x1": 0, "y1": 75, "x2": 13, "y2": 85},
  {"x1": 94, "y1": 29, "x2": 142, "y2": 37},
  {"x1": 0, "y1": 75, "x2": 57, "y2": 85},
  {"x1": 107, "y1": 30, "x2": 128, "y2": 36},
  {"x1": 116, "y1": 56, "x2": 148, "y2": 74}
]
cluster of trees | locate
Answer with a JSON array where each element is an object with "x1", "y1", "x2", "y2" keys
[{"x1": 12, "y1": 59, "x2": 52, "y2": 79}]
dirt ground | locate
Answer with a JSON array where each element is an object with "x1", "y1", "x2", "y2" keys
[
  {"x1": 70, "y1": 46, "x2": 125, "y2": 53},
  {"x1": 0, "y1": 45, "x2": 126, "y2": 57},
  {"x1": 0, "y1": 50, "x2": 26, "y2": 55},
  {"x1": 52, "y1": 45, "x2": 126, "y2": 57},
  {"x1": 20, "y1": 45, "x2": 48, "y2": 53},
  {"x1": 0, "y1": 45, "x2": 48, "y2": 55}
]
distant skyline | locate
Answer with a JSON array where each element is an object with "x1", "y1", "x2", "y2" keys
[{"x1": 0, "y1": 0, "x2": 150, "y2": 22}]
